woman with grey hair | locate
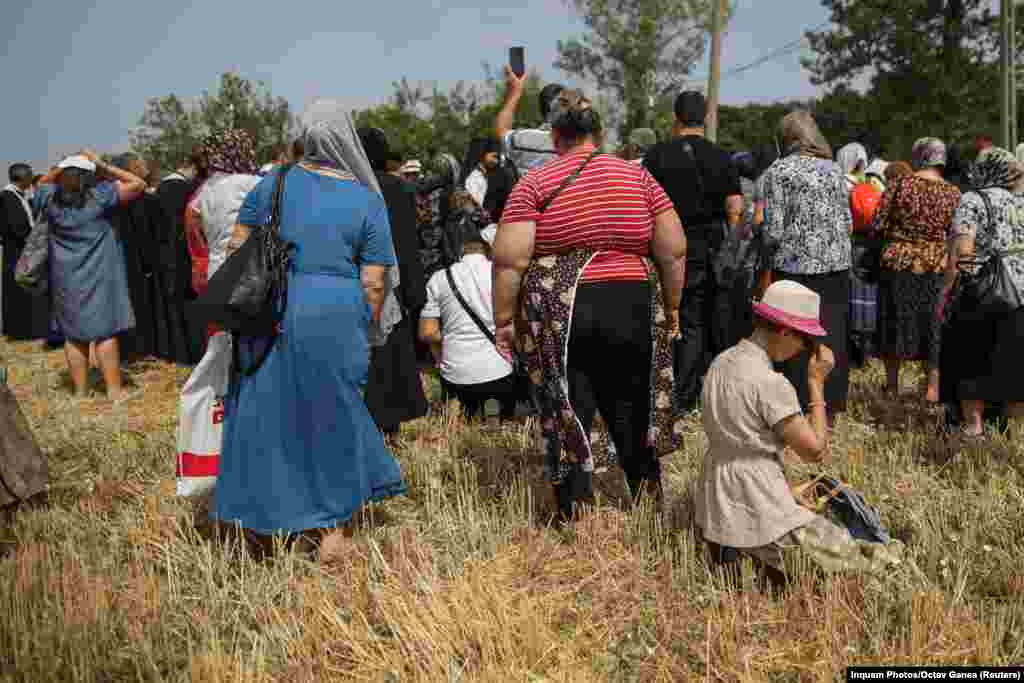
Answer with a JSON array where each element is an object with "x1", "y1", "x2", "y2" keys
[
  {"x1": 940, "y1": 146, "x2": 1024, "y2": 436},
  {"x1": 760, "y1": 111, "x2": 852, "y2": 418},
  {"x1": 212, "y1": 100, "x2": 406, "y2": 537}
]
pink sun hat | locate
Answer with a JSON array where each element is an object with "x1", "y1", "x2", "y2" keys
[{"x1": 752, "y1": 280, "x2": 828, "y2": 337}]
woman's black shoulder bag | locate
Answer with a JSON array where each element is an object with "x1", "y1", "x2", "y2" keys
[
  {"x1": 197, "y1": 164, "x2": 295, "y2": 375},
  {"x1": 949, "y1": 190, "x2": 1024, "y2": 322}
]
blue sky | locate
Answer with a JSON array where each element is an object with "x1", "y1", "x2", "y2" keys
[{"x1": 1, "y1": 0, "x2": 840, "y2": 174}]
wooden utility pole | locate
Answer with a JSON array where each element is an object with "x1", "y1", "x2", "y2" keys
[
  {"x1": 706, "y1": 0, "x2": 725, "y2": 142},
  {"x1": 1001, "y1": 0, "x2": 1016, "y2": 150}
]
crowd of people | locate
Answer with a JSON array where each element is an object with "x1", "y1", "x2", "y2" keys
[{"x1": 3, "y1": 62, "x2": 1023, "y2": 591}]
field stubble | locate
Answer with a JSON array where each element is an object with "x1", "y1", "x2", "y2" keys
[{"x1": 1, "y1": 338, "x2": 1022, "y2": 682}]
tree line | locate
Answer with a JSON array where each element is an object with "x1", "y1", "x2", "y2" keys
[{"x1": 130, "y1": 0, "x2": 1024, "y2": 172}]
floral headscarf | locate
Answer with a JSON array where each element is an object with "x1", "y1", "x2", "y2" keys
[
  {"x1": 778, "y1": 111, "x2": 832, "y2": 160},
  {"x1": 199, "y1": 129, "x2": 259, "y2": 176},
  {"x1": 972, "y1": 146, "x2": 1024, "y2": 190},
  {"x1": 910, "y1": 137, "x2": 946, "y2": 171}
]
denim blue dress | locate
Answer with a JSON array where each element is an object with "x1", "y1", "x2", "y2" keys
[
  {"x1": 41, "y1": 183, "x2": 135, "y2": 342},
  {"x1": 212, "y1": 166, "x2": 405, "y2": 534}
]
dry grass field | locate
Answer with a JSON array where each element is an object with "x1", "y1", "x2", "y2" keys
[{"x1": 1, "y1": 336, "x2": 1022, "y2": 682}]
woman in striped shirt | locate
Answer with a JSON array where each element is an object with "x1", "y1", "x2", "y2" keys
[{"x1": 493, "y1": 88, "x2": 688, "y2": 523}]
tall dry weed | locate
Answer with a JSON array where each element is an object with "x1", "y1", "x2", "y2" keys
[{"x1": 1, "y1": 339, "x2": 1022, "y2": 681}]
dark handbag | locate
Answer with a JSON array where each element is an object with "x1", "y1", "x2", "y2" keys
[
  {"x1": 14, "y1": 202, "x2": 51, "y2": 296},
  {"x1": 949, "y1": 191, "x2": 1024, "y2": 321},
  {"x1": 197, "y1": 165, "x2": 294, "y2": 375}
]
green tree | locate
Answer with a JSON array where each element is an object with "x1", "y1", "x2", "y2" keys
[
  {"x1": 129, "y1": 95, "x2": 202, "y2": 174},
  {"x1": 354, "y1": 68, "x2": 546, "y2": 165},
  {"x1": 804, "y1": 0, "x2": 1003, "y2": 157},
  {"x1": 131, "y1": 72, "x2": 293, "y2": 171},
  {"x1": 555, "y1": 0, "x2": 728, "y2": 136}
]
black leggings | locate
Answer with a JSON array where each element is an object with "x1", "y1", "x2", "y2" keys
[
  {"x1": 557, "y1": 281, "x2": 662, "y2": 519},
  {"x1": 441, "y1": 373, "x2": 519, "y2": 420}
]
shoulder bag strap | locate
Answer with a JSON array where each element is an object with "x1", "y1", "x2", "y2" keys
[
  {"x1": 268, "y1": 164, "x2": 293, "y2": 233},
  {"x1": 538, "y1": 149, "x2": 600, "y2": 214},
  {"x1": 679, "y1": 142, "x2": 705, "y2": 198},
  {"x1": 444, "y1": 265, "x2": 497, "y2": 345}
]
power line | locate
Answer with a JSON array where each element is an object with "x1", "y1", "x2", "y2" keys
[{"x1": 720, "y1": 19, "x2": 831, "y2": 80}]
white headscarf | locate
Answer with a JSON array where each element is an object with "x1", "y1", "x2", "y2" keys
[
  {"x1": 300, "y1": 98, "x2": 401, "y2": 347},
  {"x1": 837, "y1": 143, "x2": 868, "y2": 177}
]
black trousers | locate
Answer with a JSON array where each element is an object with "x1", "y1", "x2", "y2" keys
[
  {"x1": 441, "y1": 373, "x2": 519, "y2": 420},
  {"x1": 556, "y1": 281, "x2": 662, "y2": 520},
  {"x1": 675, "y1": 225, "x2": 723, "y2": 414},
  {"x1": 704, "y1": 541, "x2": 788, "y2": 594}
]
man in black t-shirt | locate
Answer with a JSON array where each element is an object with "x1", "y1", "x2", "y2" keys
[{"x1": 644, "y1": 91, "x2": 743, "y2": 413}]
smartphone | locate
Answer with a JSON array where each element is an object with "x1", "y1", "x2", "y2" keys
[{"x1": 509, "y1": 47, "x2": 525, "y2": 78}]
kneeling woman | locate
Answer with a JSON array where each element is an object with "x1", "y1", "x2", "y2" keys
[{"x1": 695, "y1": 281, "x2": 856, "y2": 588}]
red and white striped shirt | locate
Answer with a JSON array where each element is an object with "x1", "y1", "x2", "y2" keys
[{"x1": 501, "y1": 146, "x2": 675, "y2": 283}]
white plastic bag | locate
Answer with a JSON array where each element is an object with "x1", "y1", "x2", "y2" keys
[{"x1": 176, "y1": 333, "x2": 232, "y2": 497}]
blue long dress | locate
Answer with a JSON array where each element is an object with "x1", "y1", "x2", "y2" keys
[
  {"x1": 41, "y1": 182, "x2": 136, "y2": 342},
  {"x1": 212, "y1": 166, "x2": 406, "y2": 534}
]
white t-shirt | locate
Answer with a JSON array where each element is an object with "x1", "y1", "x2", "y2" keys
[
  {"x1": 421, "y1": 253, "x2": 513, "y2": 386},
  {"x1": 465, "y1": 168, "x2": 488, "y2": 208},
  {"x1": 195, "y1": 172, "x2": 262, "y2": 277}
]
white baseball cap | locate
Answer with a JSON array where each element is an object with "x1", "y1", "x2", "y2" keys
[{"x1": 58, "y1": 155, "x2": 96, "y2": 173}]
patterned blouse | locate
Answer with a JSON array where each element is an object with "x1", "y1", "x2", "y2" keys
[
  {"x1": 950, "y1": 188, "x2": 1024, "y2": 292},
  {"x1": 761, "y1": 155, "x2": 852, "y2": 274},
  {"x1": 873, "y1": 175, "x2": 960, "y2": 274}
]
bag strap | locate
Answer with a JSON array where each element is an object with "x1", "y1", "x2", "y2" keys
[
  {"x1": 268, "y1": 164, "x2": 293, "y2": 233},
  {"x1": 444, "y1": 265, "x2": 497, "y2": 346},
  {"x1": 679, "y1": 142, "x2": 705, "y2": 198},
  {"x1": 538, "y1": 149, "x2": 600, "y2": 214}
]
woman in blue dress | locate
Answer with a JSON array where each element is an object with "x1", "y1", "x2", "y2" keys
[
  {"x1": 36, "y1": 153, "x2": 146, "y2": 400},
  {"x1": 212, "y1": 101, "x2": 407, "y2": 536}
]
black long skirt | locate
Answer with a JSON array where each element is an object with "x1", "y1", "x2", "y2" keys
[
  {"x1": 364, "y1": 316, "x2": 429, "y2": 433},
  {"x1": 877, "y1": 270, "x2": 942, "y2": 367},
  {"x1": 774, "y1": 270, "x2": 851, "y2": 414},
  {"x1": 940, "y1": 307, "x2": 1024, "y2": 404}
]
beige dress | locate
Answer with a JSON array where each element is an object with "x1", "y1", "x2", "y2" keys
[
  {"x1": 695, "y1": 339, "x2": 816, "y2": 550},
  {"x1": 695, "y1": 339, "x2": 909, "y2": 576}
]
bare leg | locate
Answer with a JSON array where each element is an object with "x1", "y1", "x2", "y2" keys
[
  {"x1": 64, "y1": 341, "x2": 90, "y2": 397},
  {"x1": 960, "y1": 399, "x2": 984, "y2": 435},
  {"x1": 925, "y1": 366, "x2": 940, "y2": 403},
  {"x1": 883, "y1": 357, "x2": 901, "y2": 395},
  {"x1": 94, "y1": 337, "x2": 124, "y2": 400},
  {"x1": 1006, "y1": 402, "x2": 1024, "y2": 420}
]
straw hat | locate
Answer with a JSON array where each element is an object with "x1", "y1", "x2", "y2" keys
[{"x1": 752, "y1": 280, "x2": 828, "y2": 337}]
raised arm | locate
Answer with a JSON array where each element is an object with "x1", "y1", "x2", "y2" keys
[
  {"x1": 774, "y1": 344, "x2": 834, "y2": 463},
  {"x1": 81, "y1": 150, "x2": 145, "y2": 203},
  {"x1": 495, "y1": 66, "x2": 526, "y2": 143}
]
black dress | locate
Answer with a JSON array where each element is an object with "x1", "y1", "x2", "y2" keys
[
  {"x1": 0, "y1": 190, "x2": 50, "y2": 341},
  {"x1": 154, "y1": 176, "x2": 206, "y2": 365},
  {"x1": 113, "y1": 195, "x2": 159, "y2": 358},
  {"x1": 364, "y1": 174, "x2": 429, "y2": 433}
]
